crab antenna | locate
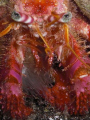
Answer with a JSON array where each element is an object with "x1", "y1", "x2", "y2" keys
[
  {"x1": 35, "y1": 24, "x2": 51, "y2": 53},
  {"x1": 0, "y1": 22, "x2": 14, "y2": 37},
  {"x1": 64, "y1": 23, "x2": 90, "y2": 69},
  {"x1": 46, "y1": 12, "x2": 72, "y2": 27},
  {"x1": 46, "y1": 19, "x2": 59, "y2": 28}
]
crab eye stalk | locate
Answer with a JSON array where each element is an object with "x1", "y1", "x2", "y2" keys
[
  {"x1": 60, "y1": 12, "x2": 72, "y2": 23},
  {"x1": 11, "y1": 11, "x2": 34, "y2": 24},
  {"x1": 11, "y1": 11, "x2": 21, "y2": 21}
]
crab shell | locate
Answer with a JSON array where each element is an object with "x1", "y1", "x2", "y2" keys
[{"x1": 11, "y1": 0, "x2": 67, "y2": 17}]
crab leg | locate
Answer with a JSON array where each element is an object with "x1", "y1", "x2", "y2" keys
[
  {"x1": 46, "y1": 12, "x2": 72, "y2": 27},
  {"x1": 0, "y1": 22, "x2": 14, "y2": 37},
  {"x1": 64, "y1": 23, "x2": 90, "y2": 69},
  {"x1": 35, "y1": 24, "x2": 51, "y2": 53}
]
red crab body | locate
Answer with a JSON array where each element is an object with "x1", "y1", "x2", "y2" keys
[
  {"x1": 0, "y1": 0, "x2": 90, "y2": 119},
  {"x1": 13, "y1": 0, "x2": 66, "y2": 15}
]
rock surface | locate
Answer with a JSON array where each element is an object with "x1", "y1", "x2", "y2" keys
[{"x1": 74, "y1": 0, "x2": 90, "y2": 19}]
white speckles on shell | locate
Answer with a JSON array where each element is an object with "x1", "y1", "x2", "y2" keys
[
  {"x1": 42, "y1": 32, "x2": 47, "y2": 37},
  {"x1": 44, "y1": 15, "x2": 49, "y2": 21},
  {"x1": 15, "y1": 47, "x2": 25, "y2": 64},
  {"x1": 33, "y1": 31, "x2": 47, "y2": 38},
  {"x1": 33, "y1": 33, "x2": 39, "y2": 38},
  {"x1": 22, "y1": 66, "x2": 27, "y2": 74},
  {"x1": 57, "y1": 45, "x2": 63, "y2": 61},
  {"x1": 80, "y1": 26, "x2": 89, "y2": 38},
  {"x1": 13, "y1": 24, "x2": 20, "y2": 30},
  {"x1": 49, "y1": 16, "x2": 55, "y2": 22},
  {"x1": 49, "y1": 117, "x2": 54, "y2": 120},
  {"x1": 79, "y1": 74, "x2": 88, "y2": 78},
  {"x1": 28, "y1": 24, "x2": 33, "y2": 28},
  {"x1": 55, "y1": 0, "x2": 67, "y2": 14},
  {"x1": 54, "y1": 116, "x2": 59, "y2": 119}
]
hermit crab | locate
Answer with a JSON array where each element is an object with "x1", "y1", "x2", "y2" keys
[{"x1": 0, "y1": 0, "x2": 90, "y2": 119}]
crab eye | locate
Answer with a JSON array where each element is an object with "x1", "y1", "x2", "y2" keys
[
  {"x1": 11, "y1": 11, "x2": 21, "y2": 21},
  {"x1": 60, "y1": 12, "x2": 72, "y2": 23},
  {"x1": 11, "y1": 11, "x2": 34, "y2": 24}
]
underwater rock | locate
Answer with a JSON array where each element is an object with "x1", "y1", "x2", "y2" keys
[{"x1": 74, "y1": 0, "x2": 90, "y2": 19}]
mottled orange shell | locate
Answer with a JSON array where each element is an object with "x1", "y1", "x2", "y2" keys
[{"x1": 21, "y1": 0, "x2": 57, "y2": 14}]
